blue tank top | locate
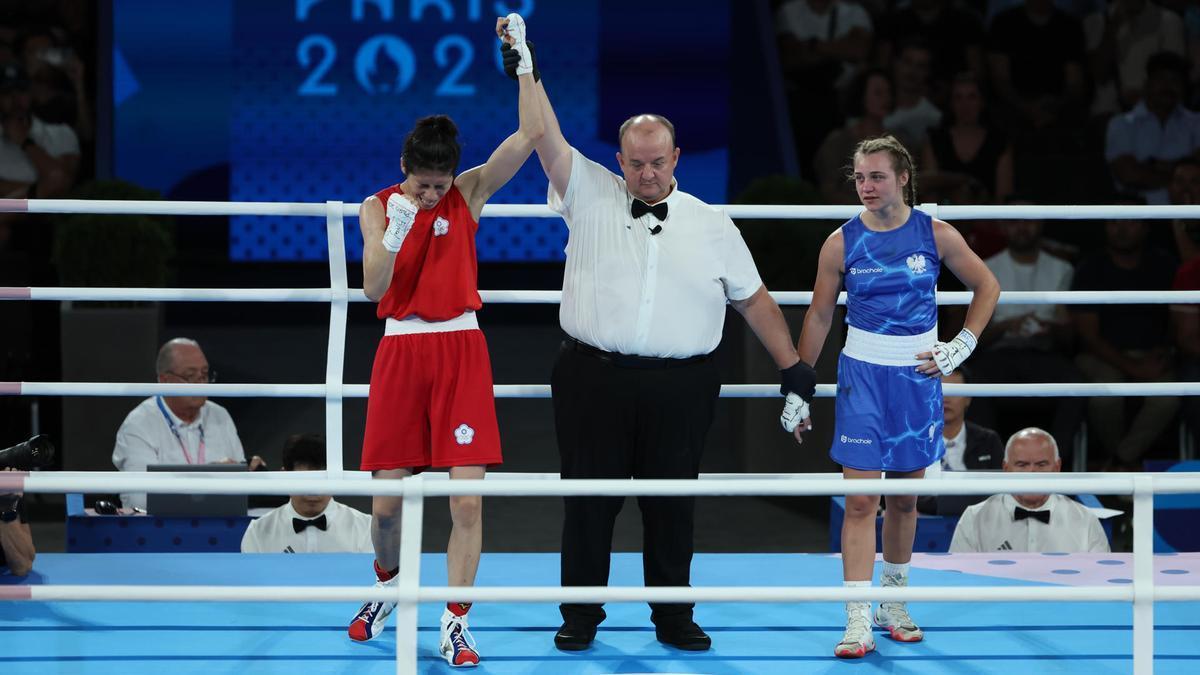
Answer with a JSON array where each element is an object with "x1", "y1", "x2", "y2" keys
[{"x1": 841, "y1": 209, "x2": 939, "y2": 336}]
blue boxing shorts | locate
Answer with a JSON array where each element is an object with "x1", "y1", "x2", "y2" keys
[{"x1": 830, "y1": 327, "x2": 944, "y2": 473}]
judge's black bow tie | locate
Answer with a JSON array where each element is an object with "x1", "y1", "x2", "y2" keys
[
  {"x1": 293, "y1": 514, "x2": 328, "y2": 533},
  {"x1": 1014, "y1": 507, "x2": 1050, "y2": 524},
  {"x1": 630, "y1": 199, "x2": 668, "y2": 221}
]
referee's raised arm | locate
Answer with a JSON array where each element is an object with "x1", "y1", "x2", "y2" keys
[{"x1": 528, "y1": 66, "x2": 572, "y2": 200}]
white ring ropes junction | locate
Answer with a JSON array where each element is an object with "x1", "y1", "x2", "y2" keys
[{"x1": 2, "y1": 197, "x2": 1200, "y2": 674}]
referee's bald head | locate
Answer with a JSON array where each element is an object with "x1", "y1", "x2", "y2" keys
[{"x1": 618, "y1": 114, "x2": 676, "y2": 151}]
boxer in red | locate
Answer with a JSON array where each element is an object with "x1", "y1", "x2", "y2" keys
[{"x1": 346, "y1": 13, "x2": 543, "y2": 669}]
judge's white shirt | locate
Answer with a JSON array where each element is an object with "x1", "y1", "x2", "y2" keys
[
  {"x1": 241, "y1": 499, "x2": 373, "y2": 553},
  {"x1": 949, "y1": 493, "x2": 1110, "y2": 553},
  {"x1": 112, "y1": 396, "x2": 246, "y2": 510}
]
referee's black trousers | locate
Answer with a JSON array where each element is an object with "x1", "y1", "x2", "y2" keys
[{"x1": 551, "y1": 340, "x2": 720, "y2": 629}]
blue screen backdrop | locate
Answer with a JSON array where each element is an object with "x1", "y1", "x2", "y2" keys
[{"x1": 113, "y1": 1, "x2": 729, "y2": 262}]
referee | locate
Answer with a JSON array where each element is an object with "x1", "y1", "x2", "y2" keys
[{"x1": 509, "y1": 46, "x2": 812, "y2": 652}]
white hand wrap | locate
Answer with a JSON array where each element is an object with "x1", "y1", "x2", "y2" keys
[
  {"x1": 382, "y1": 194, "x2": 418, "y2": 253},
  {"x1": 780, "y1": 393, "x2": 811, "y2": 433},
  {"x1": 504, "y1": 13, "x2": 533, "y2": 75},
  {"x1": 931, "y1": 328, "x2": 978, "y2": 376}
]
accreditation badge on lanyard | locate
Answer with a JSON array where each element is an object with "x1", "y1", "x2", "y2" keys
[{"x1": 156, "y1": 396, "x2": 207, "y2": 464}]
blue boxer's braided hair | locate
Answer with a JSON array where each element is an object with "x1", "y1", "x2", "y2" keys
[{"x1": 853, "y1": 135, "x2": 917, "y2": 206}]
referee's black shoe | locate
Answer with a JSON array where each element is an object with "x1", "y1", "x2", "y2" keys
[
  {"x1": 553, "y1": 623, "x2": 596, "y2": 651},
  {"x1": 655, "y1": 621, "x2": 711, "y2": 651}
]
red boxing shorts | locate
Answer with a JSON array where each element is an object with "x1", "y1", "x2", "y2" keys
[{"x1": 361, "y1": 313, "x2": 502, "y2": 471}]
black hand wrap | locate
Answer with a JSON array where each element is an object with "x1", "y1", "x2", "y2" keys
[
  {"x1": 0, "y1": 493, "x2": 19, "y2": 512},
  {"x1": 500, "y1": 41, "x2": 540, "y2": 82},
  {"x1": 780, "y1": 361, "x2": 817, "y2": 400}
]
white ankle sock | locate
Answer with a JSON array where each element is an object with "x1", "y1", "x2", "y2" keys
[
  {"x1": 844, "y1": 579, "x2": 871, "y2": 618},
  {"x1": 881, "y1": 560, "x2": 909, "y2": 583}
]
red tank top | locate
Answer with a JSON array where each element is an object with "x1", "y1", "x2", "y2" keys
[{"x1": 373, "y1": 183, "x2": 482, "y2": 321}]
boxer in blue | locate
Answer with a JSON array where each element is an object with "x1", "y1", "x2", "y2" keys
[{"x1": 781, "y1": 135, "x2": 999, "y2": 658}]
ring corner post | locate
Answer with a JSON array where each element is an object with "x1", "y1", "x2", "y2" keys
[
  {"x1": 324, "y1": 200, "x2": 348, "y2": 476},
  {"x1": 1132, "y1": 474, "x2": 1154, "y2": 674},
  {"x1": 394, "y1": 474, "x2": 425, "y2": 675}
]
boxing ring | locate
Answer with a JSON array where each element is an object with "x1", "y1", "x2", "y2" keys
[{"x1": 3, "y1": 198, "x2": 1200, "y2": 674}]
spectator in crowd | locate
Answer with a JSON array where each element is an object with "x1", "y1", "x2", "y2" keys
[
  {"x1": 883, "y1": 38, "x2": 942, "y2": 150},
  {"x1": 112, "y1": 338, "x2": 264, "y2": 511},
  {"x1": 875, "y1": 0, "x2": 986, "y2": 106},
  {"x1": 921, "y1": 73, "x2": 1015, "y2": 205},
  {"x1": 1169, "y1": 157, "x2": 1200, "y2": 260},
  {"x1": 968, "y1": 209, "x2": 1086, "y2": 456},
  {"x1": 775, "y1": 0, "x2": 874, "y2": 178},
  {"x1": 0, "y1": 467, "x2": 34, "y2": 576},
  {"x1": 1171, "y1": 215, "x2": 1200, "y2": 435},
  {"x1": 1106, "y1": 51, "x2": 1200, "y2": 205},
  {"x1": 241, "y1": 434, "x2": 372, "y2": 554},
  {"x1": 814, "y1": 68, "x2": 893, "y2": 204},
  {"x1": 18, "y1": 24, "x2": 91, "y2": 143},
  {"x1": 987, "y1": 0, "x2": 1089, "y2": 142},
  {"x1": 0, "y1": 61, "x2": 78, "y2": 198},
  {"x1": 985, "y1": 0, "x2": 1107, "y2": 25},
  {"x1": 950, "y1": 427, "x2": 1110, "y2": 552},
  {"x1": 1186, "y1": 0, "x2": 1200, "y2": 103},
  {"x1": 1071, "y1": 205, "x2": 1180, "y2": 468},
  {"x1": 775, "y1": 0, "x2": 873, "y2": 92},
  {"x1": 1085, "y1": 0, "x2": 1186, "y2": 118}
]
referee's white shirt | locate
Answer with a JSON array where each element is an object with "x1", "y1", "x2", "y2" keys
[
  {"x1": 240, "y1": 499, "x2": 373, "y2": 553},
  {"x1": 949, "y1": 493, "x2": 1110, "y2": 553},
  {"x1": 549, "y1": 148, "x2": 763, "y2": 358}
]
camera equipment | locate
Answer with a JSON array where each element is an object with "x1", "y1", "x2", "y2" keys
[{"x1": 0, "y1": 435, "x2": 55, "y2": 471}]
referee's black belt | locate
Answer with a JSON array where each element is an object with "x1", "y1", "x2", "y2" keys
[{"x1": 564, "y1": 336, "x2": 710, "y2": 370}]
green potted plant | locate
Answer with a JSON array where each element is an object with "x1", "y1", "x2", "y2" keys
[
  {"x1": 732, "y1": 174, "x2": 837, "y2": 291},
  {"x1": 729, "y1": 175, "x2": 841, "y2": 474},
  {"x1": 52, "y1": 180, "x2": 175, "y2": 294},
  {"x1": 52, "y1": 179, "x2": 176, "y2": 471}
]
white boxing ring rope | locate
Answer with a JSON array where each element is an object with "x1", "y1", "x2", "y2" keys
[{"x1": 3, "y1": 198, "x2": 1200, "y2": 674}]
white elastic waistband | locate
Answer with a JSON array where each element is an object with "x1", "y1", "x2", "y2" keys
[
  {"x1": 842, "y1": 326, "x2": 937, "y2": 366},
  {"x1": 385, "y1": 311, "x2": 478, "y2": 336}
]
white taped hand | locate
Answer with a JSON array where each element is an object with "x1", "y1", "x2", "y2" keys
[
  {"x1": 931, "y1": 328, "x2": 977, "y2": 376},
  {"x1": 382, "y1": 193, "x2": 418, "y2": 253},
  {"x1": 503, "y1": 13, "x2": 533, "y2": 75},
  {"x1": 780, "y1": 393, "x2": 811, "y2": 433}
]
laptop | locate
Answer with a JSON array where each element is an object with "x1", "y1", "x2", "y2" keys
[
  {"x1": 146, "y1": 463, "x2": 248, "y2": 517},
  {"x1": 932, "y1": 494, "x2": 989, "y2": 517},
  {"x1": 915, "y1": 493, "x2": 989, "y2": 517}
]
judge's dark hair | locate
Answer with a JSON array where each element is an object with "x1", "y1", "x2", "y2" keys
[
  {"x1": 402, "y1": 115, "x2": 461, "y2": 175},
  {"x1": 282, "y1": 433, "x2": 326, "y2": 471},
  {"x1": 852, "y1": 134, "x2": 918, "y2": 206}
]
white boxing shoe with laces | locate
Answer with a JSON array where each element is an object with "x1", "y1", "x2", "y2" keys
[
  {"x1": 875, "y1": 600, "x2": 924, "y2": 642},
  {"x1": 835, "y1": 605, "x2": 876, "y2": 659},
  {"x1": 347, "y1": 575, "x2": 398, "y2": 642},
  {"x1": 440, "y1": 609, "x2": 481, "y2": 668}
]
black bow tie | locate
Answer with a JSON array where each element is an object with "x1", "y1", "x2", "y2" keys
[
  {"x1": 631, "y1": 199, "x2": 668, "y2": 221},
  {"x1": 1014, "y1": 507, "x2": 1050, "y2": 524},
  {"x1": 293, "y1": 514, "x2": 327, "y2": 533}
]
